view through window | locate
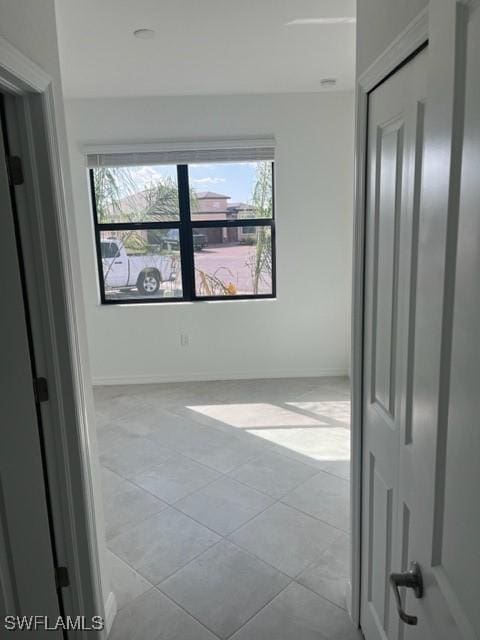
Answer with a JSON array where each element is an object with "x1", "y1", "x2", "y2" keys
[{"x1": 90, "y1": 160, "x2": 275, "y2": 303}]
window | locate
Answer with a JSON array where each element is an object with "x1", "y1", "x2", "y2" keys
[{"x1": 89, "y1": 147, "x2": 276, "y2": 303}]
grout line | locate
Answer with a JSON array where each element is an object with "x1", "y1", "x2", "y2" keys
[
  {"x1": 175, "y1": 447, "x2": 266, "y2": 477},
  {"x1": 106, "y1": 548, "x2": 155, "y2": 604},
  {"x1": 121, "y1": 460, "x2": 223, "y2": 504},
  {"x1": 105, "y1": 544, "x2": 156, "y2": 591},
  {"x1": 276, "y1": 500, "x2": 351, "y2": 535},
  {"x1": 115, "y1": 586, "x2": 155, "y2": 614},
  {"x1": 224, "y1": 578, "x2": 352, "y2": 640},
  {"x1": 279, "y1": 454, "x2": 351, "y2": 482},
  {"x1": 223, "y1": 532, "x2": 323, "y2": 585},
  {"x1": 223, "y1": 578, "x2": 295, "y2": 640},
  {"x1": 215, "y1": 538, "x2": 295, "y2": 583},
  {"x1": 107, "y1": 547, "x2": 154, "y2": 583},
  {"x1": 168, "y1": 501, "x2": 257, "y2": 539},
  {"x1": 293, "y1": 577, "x2": 350, "y2": 612},
  {"x1": 109, "y1": 444, "x2": 291, "y2": 510},
  {"x1": 188, "y1": 495, "x2": 278, "y2": 538},
  {"x1": 223, "y1": 578, "x2": 339, "y2": 640},
  {"x1": 110, "y1": 529, "x2": 221, "y2": 589},
  {"x1": 153, "y1": 586, "x2": 224, "y2": 640},
  {"x1": 101, "y1": 457, "x2": 284, "y2": 545},
  {"x1": 104, "y1": 504, "x2": 167, "y2": 545},
  {"x1": 155, "y1": 536, "x2": 295, "y2": 594},
  {"x1": 153, "y1": 539, "x2": 225, "y2": 589},
  {"x1": 166, "y1": 463, "x2": 347, "y2": 541},
  {"x1": 156, "y1": 542, "x2": 296, "y2": 640}
]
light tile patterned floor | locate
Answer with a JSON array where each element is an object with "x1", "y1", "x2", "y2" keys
[{"x1": 95, "y1": 377, "x2": 361, "y2": 640}]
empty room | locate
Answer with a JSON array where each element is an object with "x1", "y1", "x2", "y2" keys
[
  {"x1": 1, "y1": 1, "x2": 479, "y2": 639},
  {"x1": 59, "y1": 1, "x2": 356, "y2": 637}
]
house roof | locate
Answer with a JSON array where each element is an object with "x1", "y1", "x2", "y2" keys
[
  {"x1": 195, "y1": 191, "x2": 230, "y2": 199},
  {"x1": 227, "y1": 202, "x2": 253, "y2": 211}
]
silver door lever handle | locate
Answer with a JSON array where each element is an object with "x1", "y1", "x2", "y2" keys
[{"x1": 389, "y1": 562, "x2": 423, "y2": 626}]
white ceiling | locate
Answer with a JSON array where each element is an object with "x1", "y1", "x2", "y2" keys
[{"x1": 55, "y1": 0, "x2": 355, "y2": 98}]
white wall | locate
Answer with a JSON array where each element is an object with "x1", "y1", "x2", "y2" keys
[
  {"x1": 0, "y1": 0, "x2": 111, "y2": 623},
  {"x1": 65, "y1": 92, "x2": 354, "y2": 385},
  {"x1": 357, "y1": 0, "x2": 428, "y2": 75}
]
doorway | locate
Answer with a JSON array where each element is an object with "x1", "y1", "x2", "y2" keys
[
  {"x1": 0, "y1": 94, "x2": 63, "y2": 631},
  {"x1": 0, "y1": 40, "x2": 105, "y2": 635}
]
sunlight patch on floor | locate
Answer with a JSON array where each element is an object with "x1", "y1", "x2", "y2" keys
[
  {"x1": 251, "y1": 426, "x2": 350, "y2": 462},
  {"x1": 286, "y1": 400, "x2": 351, "y2": 424},
  {"x1": 186, "y1": 402, "x2": 350, "y2": 462},
  {"x1": 186, "y1": 402, "x2": 324, "y2": 428}
]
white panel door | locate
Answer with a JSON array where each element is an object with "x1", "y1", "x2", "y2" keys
[
  {"x1": 402, "y1": 1, "x2": 480, "y2": 638},
  {"x1": 361, "y1": 49, "x2": 428, "y2": 640},
  {"x1": 362, "y1": 2, "x2": 480, "y2": 639},
  {"x1": 0, "y1": 105, "x2": 62, "y2": 633}
]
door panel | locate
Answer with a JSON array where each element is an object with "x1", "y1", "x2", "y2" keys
[
  {"x1": 0, "y1": 101, "x2": 61, "y2": 632},
  {"x1": 405, "y1": 4, "x2": 480, "y2": 638},
  {"x1": 362, "y1": 2, "x2": 480, "y2": 639},
  {"x1": 368, "y1": 455, "x2": 394, "y2": 631},
  {"x1": 439, "y1": 7, "x2": 480, "y2": 631},
  {"x1": 362, "y1": 49, "x2": 427, "y2": 640},
  {"x1": 372, "y1": 122, "x2": 403, "y2": 416}
]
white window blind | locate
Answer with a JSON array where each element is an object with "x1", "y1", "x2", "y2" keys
[{"x1": 86, "y1": 138, "x2": 275, "y2": 168}]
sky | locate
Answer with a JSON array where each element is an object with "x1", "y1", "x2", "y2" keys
[{"x1": 130, "y1": 162, "x2": 258, "y2": 203}]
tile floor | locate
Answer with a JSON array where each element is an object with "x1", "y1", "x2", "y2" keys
[{"x1": 94, "y1": 377, "x2": 361, "y2": 640}]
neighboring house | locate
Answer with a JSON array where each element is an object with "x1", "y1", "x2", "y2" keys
[
  {"x1": 192, "y1": 191, "x2": 232, "y2": 244},
  {"x1": 228, "y1": 202, "x2": 257, "y2": 242},
  {"x1": 191, "y1": 193, "x2": 258, "y2": 244},
  {"x1": 105, "y1": 188, "x2": 258, "y2": 247},
  {"x1": 192, "y1": 191, "x2": 230, "y2": 218}
]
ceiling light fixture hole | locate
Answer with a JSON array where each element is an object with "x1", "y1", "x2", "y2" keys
[
  {"x1": 133, "y1": 28, "x2": 155, "y2": 39},
  {"x1": 320, "y1": 78, "x2": 337, "y2": 87}
]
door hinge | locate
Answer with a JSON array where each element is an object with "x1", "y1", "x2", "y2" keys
[
  {"x1": 6, "y1": 155, "x2": 24, "y2": 186},
  {"x1": 33, "y1": 377, "x2": 49, "y2": 403},
  {"x1": 55, "y1": 566, "x2": 70, "y2": 590}
]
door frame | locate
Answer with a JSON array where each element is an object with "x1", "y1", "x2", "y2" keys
[
  {"x1": 0, "y1": 9, "x2": 437, "y2": 637},
  {"x1": 0, "y1": 38, "x2": 106, "y2": 637},
  {"x1": 349, "y1": 8, "x2": 429, "y2": 626}
]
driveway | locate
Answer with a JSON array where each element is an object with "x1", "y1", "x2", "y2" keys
[
  {"x1": 194, "y1": 243, "x2": 270, "y2": 295},
  {"x1": 104, "y1": 243, "x2": 271, "y2": 300}
]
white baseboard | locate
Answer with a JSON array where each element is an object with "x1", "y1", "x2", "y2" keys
[
  {"x1": 92, "y1": 368, "x2": 349, "y2": 386},
  {"x1": 103, "y1": 591, "x2": 117, "y2": 638}
]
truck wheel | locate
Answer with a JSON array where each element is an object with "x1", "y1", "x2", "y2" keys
[{"x1": 138, "y1": 270, "x2": 160, "y2": 295}]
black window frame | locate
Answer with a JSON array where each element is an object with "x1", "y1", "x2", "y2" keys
[{"x1": 90, "y1": 162, "x2": 276, "y2": 304}]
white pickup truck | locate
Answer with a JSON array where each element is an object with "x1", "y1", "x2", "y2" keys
[{"x1": 101, "y1": 238, "x2": 177, "y2": 295}]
